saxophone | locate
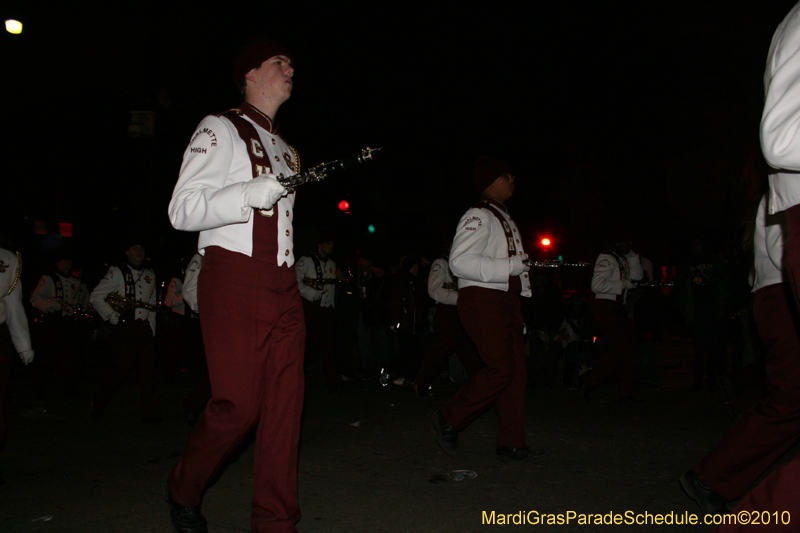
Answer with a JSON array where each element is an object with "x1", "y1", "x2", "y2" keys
[{"x1": 105, "y1": 292, "x2": 158, "y2": 316}]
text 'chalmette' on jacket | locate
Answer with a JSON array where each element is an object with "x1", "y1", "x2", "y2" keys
[
  {"x1": 449, "y1": 202, "x2": 532, "y2": 297},
  {"x1": 168, "y1": 110, "x2": 297, "y2": 267}
]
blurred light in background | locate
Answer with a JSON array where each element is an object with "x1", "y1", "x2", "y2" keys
[{"x1": 5, "y1": 20, "x2": 22, "y2": 34}]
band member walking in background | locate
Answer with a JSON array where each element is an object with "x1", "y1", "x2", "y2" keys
[{"x1": 432, "y1": 156, "x2": 534, "y2": 461}]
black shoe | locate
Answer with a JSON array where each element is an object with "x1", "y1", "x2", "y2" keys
[
  {"x1": 432, "y1": 410, "x2": 458, "y2": 457},
  {"x1": 496, "y1": 446, "x2": 536, "y2": 461},
  {"x1": 679, "y1": 469, "x2": 728, "y2": 515},
  {"x1": 166, "y1": 484, "x2": 207, "y2": 533}
]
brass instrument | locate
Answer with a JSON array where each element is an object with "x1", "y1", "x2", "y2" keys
[
  {"x1": 523, "y1": 260, "x2": 591, "y2": 268},
  {"x1": 105, "y1": 292, "x2": 158, "y2": 314},
  {"x1": 632, "y1": 281, "x2": 674, "y2": 288},
  {"x1": 302, "y1": 277, "x2": 350, "y2": 290},
  {"x1": 279, "y1": 147, "x2": 383, "y2": 193}
]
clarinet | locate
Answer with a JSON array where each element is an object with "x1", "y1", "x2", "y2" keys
[
  {"x1": 523, "y1": 259, "x2": 591, "y2": 268},
  {"x1": 279, "y1": 147, "x2": 383, "y2": 192}
]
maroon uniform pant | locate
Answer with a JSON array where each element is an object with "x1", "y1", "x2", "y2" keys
[
  {"x1": 302, "y1": 301, "x2": 339, "y2": 388},
  {"x1": 92, "y1": 318, "x2": 158, "y2": 419},
  {"x1": 0, "y1": 325, "x2": 13, "y2": 449},
  {"x1": 414, "y1": 304, "x2": 481, "y2": 389},
  {"x1": 714, "y1": 455, "x2": 800, "y2": 532},
  {"x1": 695, "y1": 282, "x2": 800, "y2": 501},
  {"x1": 442, "y1": 286, "x2": 526, "y2": 448},
  {"x1": 168, "y1": 247, "x2": 305, "y2": 533},
  {"x1": 584, "y1": 298, "x2": 637, "y2": 398}
]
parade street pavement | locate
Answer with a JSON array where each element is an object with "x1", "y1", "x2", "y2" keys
[{"x1": 1, "y1": 335, "x2": 794, "y2": 532}]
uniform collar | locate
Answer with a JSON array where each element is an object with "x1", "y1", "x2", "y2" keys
[
  {"x1": 480, "y1": 195, "x2": 509, "y2": 214},
  {"x1": 240, "y1": 102, "x2": 277, "y2": 134}
]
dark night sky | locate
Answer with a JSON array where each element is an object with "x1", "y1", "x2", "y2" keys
[{"x1": 2, "y1": 2, "x2": 798, "y2": 280}]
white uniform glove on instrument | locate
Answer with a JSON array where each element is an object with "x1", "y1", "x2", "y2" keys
[
  {"x1": 623, "y1": 279, "x2": 636, "y2": 290},
  {"x1": 241, "y1": 175, "x2": 287, "y2": 210},
  {"x1": 109, "y1": 312, "x2": 121, "y2": 325},
  {"x1": 18, "y1": 350, "x2": 34, "y2": 365},
  {"x1": 509, "y1": 254, "x2": 530, "y2": 276}
]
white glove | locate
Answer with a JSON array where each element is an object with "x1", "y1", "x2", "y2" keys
[
  {"x1": 623, "y1": 279, "x2": 636, "y2": 290},
  {"x1": 109, "y1": 312, "x2": 121, "y2": 325},
  {"x1": 241, "y1": 175, "x2": 287, "y2": 210},
  {"x1": 18, "y1": 350, "x2": 34, "y2": 365},
  {"x1": 509, "y1": 254, "x2": 530, "y2": 276}
]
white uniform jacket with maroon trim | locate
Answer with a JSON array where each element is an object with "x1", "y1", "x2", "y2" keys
[
  {"x1": 427, "y1": 258, "x2": 458, "y2": 306},
  {"x1": 30, "y1": 272, "x2": 82, "y2": 316},
  {"x1": 0, "y1": 248, "x2": 33, "y2": 354},
  {"x1": 90, "y1": 264, "x2": 157, "y2": 335},
  {"x1": 591, "y1": 251, "x2": 644, "y2": 302},
  {"x1": 449, "y1": 202, "x2": 532, "y2": 297},
  {"x1": 168, "y1": 111, "x2": 298, "y2": 266},
  {"x1": 295, "y1": 255, "x2": 336, "y2": 308}
]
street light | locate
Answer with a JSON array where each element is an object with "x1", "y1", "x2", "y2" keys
[{"x1": 5, "y1": 20, "x2": 22, "y2": 34}]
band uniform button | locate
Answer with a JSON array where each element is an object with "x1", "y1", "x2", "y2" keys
[
  {"x1": 285, "y1": 210, "x2": 290, "y2": 217},
  {"x1": 285, "y1": 250, "x2": 290, "y2": 256},
  {"x1": 274, "y1": 156, "x2": 280, "y2": 162},
  {"x1": 271, "y1": 138, "x2": 276, "y2": 145},
  {"x1": 279, "y1": 173, "x2": 284, "y2": 178},
  {"x1": 285, "y1": 230, "x2": 290, "y2": 236}
]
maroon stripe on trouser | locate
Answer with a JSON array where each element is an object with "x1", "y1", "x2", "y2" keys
[
  {"x1": 714, "y1": 455, "x2": 800, "y2": 532},
  {"x1": 302, "y1": 301, "x2": 339, "y2": 387},
  {"x1": 414, "y1": 304, "x2": 480, "y2": 388},
  {"x1": 442, "y1": 286, "x2": 527, "y2": 448},
  {"x1": 169, "y1": 246, "x2": 305, "y2": 533},
  {"x1": 784, "y1": 203, "x2": 800, "y2": 308},
  {"x1": 695, "y1": 282, "x2": 800, "y2": 501},
  {"x1": 584, "y1": 298, "x2": 637, "y2": 397}
]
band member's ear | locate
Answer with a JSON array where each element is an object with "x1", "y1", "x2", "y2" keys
[{"x1": 245, "y1": 68, "x2": 257, "y2": 82}]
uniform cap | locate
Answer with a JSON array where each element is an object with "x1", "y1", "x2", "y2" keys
[{"x1": 233, "y1": 37, "x2": 292, "y2": 87}]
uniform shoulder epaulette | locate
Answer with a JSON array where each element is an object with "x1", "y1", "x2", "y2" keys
[{"x1": 5, "y1": 251, "x2": 22, "y2": 297}]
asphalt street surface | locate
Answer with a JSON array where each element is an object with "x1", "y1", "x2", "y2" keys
[{"x1": 1, "y1": 334, "x2": 791, "y2": 532}]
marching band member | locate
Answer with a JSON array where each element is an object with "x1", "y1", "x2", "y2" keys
[
  {"x1": 412, "y1": 243, "x2": 481, "y2": 397},
  {"x1": 89, "y1": 241, "x2": 159, "y2": 422},
  {"x1": 580, "y1": 235, "x2": 643, "y2": 403},
  {"x1": 30, "y1": 253, "x2": 83, "y2": 396},
  {"x1": 167, "y1": 36, "x2": 304, "y2": 533},
  {"x1": 295, "y1": 234, "x2": 342, "y2": 391},
  {"x1": 0, "y1": 246, "x2": 34, "y2": 462},
  {"x1": 432, "y1": 156, "x2": 534, "y2": 460}
]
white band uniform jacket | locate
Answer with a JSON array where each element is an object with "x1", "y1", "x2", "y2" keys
[
  {"x1": 182, "y1": 253, "x2": 203, "y2": 313},
  {"x1": 295, "y1": 255, "x2": 336, "y2": 308},
  {"x1": 0, "y1": 248, "x2": 32, "y2": 354},
  {"x1": 592, "y1": 251, "x2": 644, "y2": 302},
  {"x1": 753, "y1": 195, "x2": 785, "y2": 291},
  {"x1": 168, "y1": 113, "x2": 297, "y2": 266},
  {"x1": 449, "y1": 204, "x2": 532, "y2": 297},
  {"x1": 428, "y1": 258, "x2": 458, "y2": 306},
  {"x1": 762, "y1": 1, "x2": 800, "y2": 214},
  {"x1": 30, "y1": 272, "x2": 83, "y2": 316},
  {"x1": 90, "y1": 265, "x2": 157, "y2": 335}
]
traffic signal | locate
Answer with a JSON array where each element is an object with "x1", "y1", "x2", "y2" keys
[
  {"x1": 541, "y1": 237, "x2": 551, "y2": 247},
  {"x1": 338, "y1": 200, "x2": 350, "y2": 213}
]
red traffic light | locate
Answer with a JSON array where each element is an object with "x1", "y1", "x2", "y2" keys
[
  {"x1": 541, "y1": 238, "x2": 551, "y2": 247},
  {"x1": 338, "y1": 200, "x2": 350, "y2": 211}
]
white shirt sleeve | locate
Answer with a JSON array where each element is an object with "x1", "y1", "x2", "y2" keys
[
  {"x1": 168, "y1": 115, "x2": 252, "y2": 232},
  {"x1": 427, "y1": 259, "x2": 458, "y2": 306},
  {"x1": 450, "y1": 208, "x2": 511, "y2": 283},
  {"x1": 762, "y1": 6, "x2": 800, "y2": 171}
]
